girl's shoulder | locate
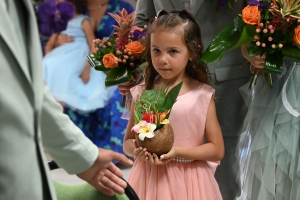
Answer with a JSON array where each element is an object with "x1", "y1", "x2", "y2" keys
[
  {"x1": 181, "y1": 81, "x2": 215, "y2": 100},
  {"x1": 194, "y1": 81, "x2": 215, "y2": 94},
  {"x1": 70, "y1": 14, "x2": 90, "y2": 24},
  {"x1": 130, "y1": 82, "x2": 146, "y2": 101}
]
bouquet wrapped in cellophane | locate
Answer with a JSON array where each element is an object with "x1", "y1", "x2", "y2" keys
[
  {"x1": 201, "y1": 0, "x2": 300, "y2": 89},
  {"x1": 131, "y1": 82, "x2": 183, "y2": 156},
  {"x1": 87, "y1": 8, "x2": 147, "y2": 87}
]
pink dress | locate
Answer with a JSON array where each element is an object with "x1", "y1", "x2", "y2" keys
[{"x1": 128, "y1": 82, "x2": 223, "y2": 200}]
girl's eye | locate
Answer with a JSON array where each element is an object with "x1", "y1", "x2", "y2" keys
[
  {"x1": 169, "y1": 49, "x2": 178, "y2": 54},
  {"x1": 152, "y1": 48, "x2": 160, "y2": 53}
]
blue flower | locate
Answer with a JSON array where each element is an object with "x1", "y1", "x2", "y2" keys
[
  {"x1": 248, "y1": 0, "x2": 270, "y2": 9},
  {"x1": 132, "y1": 29, "x2": 147, "y2": 40}
]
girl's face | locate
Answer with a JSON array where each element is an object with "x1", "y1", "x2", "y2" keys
[{"x1": 150, "y1": 31, "x2": 190, "y2": 82}]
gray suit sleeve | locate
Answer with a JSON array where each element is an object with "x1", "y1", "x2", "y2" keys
[
  {"x1": 135, "y1": 0, "x2": 157, "y2": 26},
  {"x1": 40, "y1": 82, "x2": 98, "y2": 174}
]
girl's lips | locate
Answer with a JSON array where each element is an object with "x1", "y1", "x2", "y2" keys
[{"x1": 159, "y1": 68, "x2": 170, "y2": 71}]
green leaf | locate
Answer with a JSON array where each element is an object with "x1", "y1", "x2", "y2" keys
[
  {"x1": 247, "y1": 41, "x2": 261, "y2": 56},
  {"x1": 283, "y1": 45, "x2": 300, "y2": 62},
  {"x1": 233, "y1": 15, "x2": 244, "y2": 32},
  {"x1": 264, "y1": 53, "x2": 283, "y2": 74},
  {"x1": 229, "y1": 24, "x2": 256, "y2": 50},
  {"x1": 105, "y1": 67, "x2": 132, "y2": 87},
  {"x1": 135, "y1": 101, "x2": 146, "y2": 114},
  {"x1": 201, "y1": 25, "x2": 239, "y2": 63},
  {"x1": 134, "y1": 109, "x2": 142, "y2": 124},
  {"x1": 161, "y1": 81, "x2": 183, "y2": 115},
  {"x1": 140, "y1": 89, "x2": 166, "y2": 113}
]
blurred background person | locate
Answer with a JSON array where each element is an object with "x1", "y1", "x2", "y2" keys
[{"x1": 37, "y1": 0, "x2": 135, "y2": 156}]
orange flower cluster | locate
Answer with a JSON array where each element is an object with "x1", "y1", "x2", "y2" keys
[
  {"x1": 125, "y1": 41, "x2": 145, "y2": 57},
  {"x1": 242, "y1": 5, "x2": 260, "y2": 25},
  {"x1": 294, "y1": 25, "x2": 300, "y2": 45},
  {"x1": 102, "y1": 54, "x2": 118, "y2": 68}
]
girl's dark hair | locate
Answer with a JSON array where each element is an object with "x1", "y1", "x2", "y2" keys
[
  {"x1": 66, "y1": 0, "x2": 87, "y2": 14},
  {"x1": 143, "y1": 9, "x2": 211, "y2": 90}
]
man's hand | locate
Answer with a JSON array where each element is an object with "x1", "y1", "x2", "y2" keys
[
  {"x1": 77, "y1": 148, "x2": 133, "y2": 196},
  {"x1": 241, "y1": 44, "x2": 266, "y2": 72},
  {"x1": 55, "y1": 33, "x2": 73, "y2": 47}
]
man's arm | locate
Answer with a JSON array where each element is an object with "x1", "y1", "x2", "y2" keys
[
  {"x1": 135, "y1": 0, "x2": 156, "y2": 26},
  {"x1": 40, "y1": 82, "x2": 133, "y2": 195}
]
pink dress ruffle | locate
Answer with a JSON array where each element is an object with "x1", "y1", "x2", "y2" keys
[{"x1": 128, "y1": 82, "x2": 223, "y2": 200}]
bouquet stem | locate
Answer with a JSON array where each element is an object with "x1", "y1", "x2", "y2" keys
[{"x1": 248, "y1": 68, "x2": 259, "y2": 90}]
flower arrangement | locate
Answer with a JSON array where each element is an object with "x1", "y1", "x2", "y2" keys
[
  {"x1": 131, "y1": 81, "x2": 183, "y2": 155},
  {"x1": 36, "y1": 0, "x2": 75, "y2": 37},
  {"x1": 87, "y1": 9, "x2": 147, "y2": 87},
  {"x1": 201, "y1": 0, "x2": 300, "y2": 89}
]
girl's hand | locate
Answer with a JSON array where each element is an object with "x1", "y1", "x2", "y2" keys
[
  {"x1": 132, "y1": 140, "x2": 149, "y2": 162},
  {"x1": 80, "y1": 67, "x2": 90, "y2": 83},
  {"x1": 147, "y1": 148, "x2": 176, "y2": 165}
]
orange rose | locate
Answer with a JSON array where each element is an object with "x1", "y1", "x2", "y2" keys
[
  {"x1": 125, "y1": 41, "x2": 145, "y2": 57},
  {"x1": 293, "y1": 25, "x2": 300, "y2": 44},
  {"x1": 242, "y1": 5, "x2": 260, "y2": 25},
  {"x1": 102, "y1": 54, "x2": 118, "y2": 68}
]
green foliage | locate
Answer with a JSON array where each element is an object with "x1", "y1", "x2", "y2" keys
[{"x1": 134, "y1": 81, "x2": 183, "y2": 130}]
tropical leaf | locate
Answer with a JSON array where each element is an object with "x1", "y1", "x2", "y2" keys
[
  {"x1": 201, "y1": 25, "x2": 239, "y2": 63},
  {"x1": 283, "y1": 45, "x2": 300, "y2": 61},
  {"x1": 161, "y1": 81, "x2": 183, "y2": 116},
  {"x1": 105, "y1": 67, "x2": 132, "y2": 87},
  {"x1": 263, "y1": 52, "x2": 283, "y2": 74}
]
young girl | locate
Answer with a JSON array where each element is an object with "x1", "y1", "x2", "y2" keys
[
  {"x1": 123, "y1": 10, "x2": 224, "y2": 200},
  {"x1": 43, "y1": 0, "x2": 108, "y2": 112}
]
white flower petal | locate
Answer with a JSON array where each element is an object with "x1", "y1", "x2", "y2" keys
[
  {"x1": 138, "y1": 133, "x2": 146, "y2": 141},
  {"x1": 149, "y1": 123, "x2": 157, "y2": 131},
  {"x1": 132, "y1": 125, "x2": 140, "y2": 133},
  {"x1": 145, "y1": 132, "x2": 155, "y2": 139}
]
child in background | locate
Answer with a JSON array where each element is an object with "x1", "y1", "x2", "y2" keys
[
  {"x1": 43, "y1": 0, "x2": 108, "y2": 112},
  {"x1": 123, "y1": 10, "x2": 224, "y2": 200}
]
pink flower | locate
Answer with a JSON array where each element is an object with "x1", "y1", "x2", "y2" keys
[
  {"x1": 262, "y1": 43, "x2": 266, "y2": 47},
  {"x1": 256, "y1": 41, "x2": 261, "y2": 46},
  {"x1": 268, "y1": 37, "x2": 273, "y2": 41}
]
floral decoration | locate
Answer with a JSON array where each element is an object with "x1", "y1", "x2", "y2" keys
[
  {"x1": 87, "y1": 8, "x2": 147, "y2": 87},
  {"x1": 201, "y1": 0, "x2": 300, "y2": 89},
  {"x1": 36, "y1": 0, "x2": 75, "y2": 37},
  {"x1": 131, "y1": 82, "x2": 183, "y2": 141}
]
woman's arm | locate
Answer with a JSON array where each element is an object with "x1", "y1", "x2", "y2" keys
[
  {"x1": 80, "y1": 18, "x2": 96, "y2": 83},
  {"x1": 44, "y1": 33, "x2": 59, "y2": 55}
]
